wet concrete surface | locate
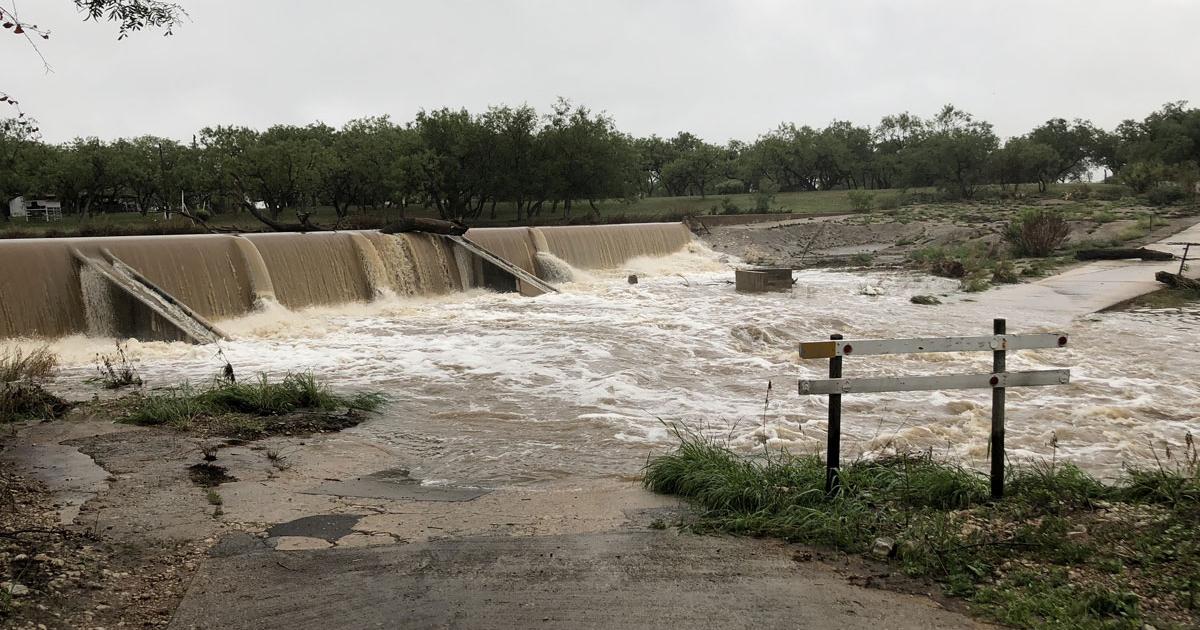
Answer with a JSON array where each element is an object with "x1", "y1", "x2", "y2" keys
[
  {"x1": 267, "y1": 514, "x2": 363, "y2": 542},
  {"x1": 304, "y1": 467, "x2": 492, "y2": 502},
  {"x1": 967, "y1": 222, "x2": 1200, "y2": 324},
  {"x1": 169, "y1": 531, "x2": 987, "y2": 630},
  {"x1": 0, "y1": 418, "x2": 128, "y2": 525}
]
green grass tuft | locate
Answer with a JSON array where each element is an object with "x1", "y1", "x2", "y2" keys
[
  {"x1": 644, "y1": 429, "x2": 1200, "y2": 629},
  {"x1": 123, "y1": 372, "x2": 386, "y2": 431}
]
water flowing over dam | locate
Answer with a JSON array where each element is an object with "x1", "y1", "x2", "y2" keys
[
  {"x1": 3, "y1": 222, "x2": 1198, "y2": 480},
  {"x1": 0, "y1": 222, "x2": 693, "y2": 340}
]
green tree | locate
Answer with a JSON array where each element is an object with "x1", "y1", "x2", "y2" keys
[
  {"x1": 1027, "y1": 118, "x2": 1098, "y2": 184},
  {"x1": 540, "y1": 99, "x2": 637, "y2": 218},
  {"x1": 993, "y1": 137, "x2": 1059, "y2": 192},
  {"x1": 910, "y1": 106, "x2": 999, "y2": 198},
  {"x1": 410, "y1": 108, "x2": 489, "y2": 222},
  {"x1": 483, "y1": 105, "x2": 541, "y2": 221}
]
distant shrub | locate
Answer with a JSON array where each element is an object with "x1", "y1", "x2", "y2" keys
[
  {"x1": 1121, "y1": 161, "x2": 1167, "y2": 194},
  {"x1": 874, "y1": 192, "x2": 907, "y2": 210},
  {"x1": 960, "y1": 273, "x2": 991, "y2": 293},
  {"x1": 713, "y1": 179, "x2": 746, "y2": 195},
  {"x1": 753, "y1": 178, "x2": 779, "y2": 212},
  {"x1": 1005, "y1": 209, "x2": 1070, "y2": 257},
  {"x1": 847, "y1": 190, "x2": 875, "y2": 212},
  {"x1": 850, "y1": 252, "x2": 874, "y2": 266},
  {"x1": 973, "y1": 187, "x2": 1002, "y2": 201},
  {"x1": 1090, "y1": 185, "x2": 1129, "y2": 201},
  {"x1": 991, "y1": 260, "x2": 1019, "y2": 284},
  {"x1": 909, "y1": 245, "x2": 991, "y2": 279},
  {"x1": 719, "y1": 198, "x2": 742, "y2": 215},
  {"x1": 907, "y1": 190, "x2": 954, "y2": 204},
  {"x1": 1147, "y1": 184, "x2": 1186, "y2": 206}
]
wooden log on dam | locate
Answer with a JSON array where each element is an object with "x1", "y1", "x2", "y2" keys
[{"x1": 380, "y1": 218, "x2": 469, "y2": 236}]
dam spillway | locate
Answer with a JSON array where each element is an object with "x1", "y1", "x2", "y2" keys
[{"x1": 0, "y1": 223, "x2": 694, "y2": 340}]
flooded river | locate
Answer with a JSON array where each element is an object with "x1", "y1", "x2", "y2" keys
[{"x1": 28, "y1": 244, "x2": 1200, "y2": 485}]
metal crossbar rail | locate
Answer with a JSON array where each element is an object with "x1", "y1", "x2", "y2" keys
[
  {"x1": 1166, "y1": 242, "x2": 1197, "y2": 275},
  {"x1": 797, "y1": 319, "x2": 1071, "y2": 499}
]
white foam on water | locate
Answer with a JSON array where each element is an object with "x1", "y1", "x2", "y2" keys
[{"x1": 20, "y1": 249, "x2": 1200, "y2": 486}]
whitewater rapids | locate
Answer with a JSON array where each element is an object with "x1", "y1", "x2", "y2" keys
[{"x1": 22, "y1": 244, "x2": 1200, "y2": 485}]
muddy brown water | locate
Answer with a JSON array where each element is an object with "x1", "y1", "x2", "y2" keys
[
  {"x1": 0, "y1": 223, "x2": 692, "y2": 338},
  {"x1": 3, "y1": 223, "x2": 1197, "y2": 486}
]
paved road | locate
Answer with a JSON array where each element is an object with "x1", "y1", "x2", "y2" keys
[
  {"x1": 169, "y1": 531, "x2": 986, "y2": 630},
  {"x1": 968, "y1": 222, "x2": 1200, "y2": 323}
]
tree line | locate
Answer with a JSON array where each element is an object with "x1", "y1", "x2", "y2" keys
[{"x1": 2, "y1": 99, "x2": 1199, "y2": 226}]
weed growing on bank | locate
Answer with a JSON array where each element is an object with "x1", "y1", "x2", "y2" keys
[
  {"x1": 0, "y1": 347, "x2": 70, "y2": 422},
  {"x1": 95, "y1": 343, "x2": 143, "y2": 389},
  {"x1": 123, "y1": 372, "x2": 386, "y2": 438},
  {"x1": 644, "y1": 429, "x2": 1200, "y2": 629},
  {"x1": 0, "y1": 347, "x2": 58, "y2": 383}
]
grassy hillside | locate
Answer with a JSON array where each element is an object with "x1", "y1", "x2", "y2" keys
[{"x1": 0, "y1": 182, "x2": 1183, "y2": 238}]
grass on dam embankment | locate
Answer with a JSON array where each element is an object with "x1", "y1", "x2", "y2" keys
[{"x1": 644, "y1": 430, "x2": 1200, "y2": 629}]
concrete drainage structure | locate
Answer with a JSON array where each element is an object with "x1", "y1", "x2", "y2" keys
[{"x1": 735, "y1": 267, "x2": 794, "y2": 293}]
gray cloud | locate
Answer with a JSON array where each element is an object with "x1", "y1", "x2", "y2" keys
[{"x1": 6, "y1": 0, "x2": 1198, "y2": 143}]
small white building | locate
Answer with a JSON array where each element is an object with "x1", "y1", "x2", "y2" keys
[{"x1": 8, "y1": 196, "x2": 63, "y2": 222}]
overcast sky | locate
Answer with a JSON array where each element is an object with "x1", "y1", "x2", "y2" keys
[{"x1": 5, "y1": 0, "x2": 1198, "y2": 144}]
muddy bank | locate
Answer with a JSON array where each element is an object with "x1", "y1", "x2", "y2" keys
[{"x1": 698, "y1": 204, "x2": 1199, "y2": 269}]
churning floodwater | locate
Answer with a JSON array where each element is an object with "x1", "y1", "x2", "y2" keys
[{"x1": 29, "y1": 244, "x2": 1200, "y2": 486}]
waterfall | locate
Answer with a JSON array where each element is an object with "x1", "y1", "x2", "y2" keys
[{"x1": 0, "y1": 222, "x2": 694, "y2": 341}]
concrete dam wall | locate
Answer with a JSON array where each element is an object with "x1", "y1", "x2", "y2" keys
[{"x1": 0, "y1": 222, "x2": 693, "y2": 340}]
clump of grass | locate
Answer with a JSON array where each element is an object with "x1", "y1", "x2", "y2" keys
[
  {"x1": 959, "y1": 273, "x2": 991, "y2": 293},
  {"x1": 0, "y1": 347, "x2": 58, "y2": 383},
  {"x1": 0, "y1": 347, "x2": 69, "y2": 422},
  {"x1": 124, "y1": 372, "x2": 385, "y2": 437},
  {"x1": 849, "y1": 252, "x2": 874, "y2": 267},
  {"x1": 875, "y1": 192, "x2": 908, "y2": 211},
  {"x1": 645, "y1": 429, "x2": 1200, "y2": 628},
  {"x1": 0, "y1": 382, "x2": 72, "y2": 422},
  {"x1": 95, "y1": 343, "x2": 142, "y2": 389},
  {"x1": 909, "y1": 244, "x2": 992, "y2": 279},
  {"x1": 1118, "y1": 287, "x2": 1200, "y2": 309},
  {"x1": 1115, "y1": 214, "x2": 1155, "y2": 243},
  {"x1": 991, "y1": 260, "x2": 1019, "y2": 284}
]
